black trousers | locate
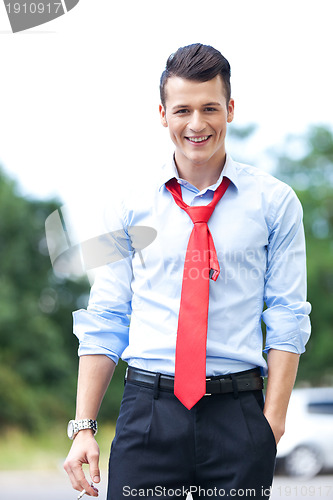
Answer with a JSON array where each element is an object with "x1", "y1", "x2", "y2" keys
[{"x1": 107, "y1": 376, "x2": 276, "y2": 500}]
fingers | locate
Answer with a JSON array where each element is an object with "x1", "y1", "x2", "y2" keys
[
  {"x1": 64, "y1": 436, "x2": 100, "y2": 497},
  {"x1": 88, "y1": 448, "x2": 101, "y2": 484},
  {"x1": 64, "y1": 433, "x2": 101, "y2": 496},
  {"x1": 64, "y1": 462, "x2": 99, "y2": 497}
]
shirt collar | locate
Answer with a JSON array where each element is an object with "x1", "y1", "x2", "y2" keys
[{"x1": 158, "y1": 153, "x2": 239, "y2": 192}]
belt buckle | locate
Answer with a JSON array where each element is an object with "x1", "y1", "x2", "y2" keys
[{"x1": 204, "y1": 378, "x2": 212, "y2": 396}]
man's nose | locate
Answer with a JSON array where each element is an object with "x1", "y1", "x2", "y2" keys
[{"x1": 189, "y1": 111, "x2": 205, "y2": 133}]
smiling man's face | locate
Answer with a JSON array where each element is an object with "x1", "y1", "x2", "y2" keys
[{"x1": 159, "y1": 75, "x2": 234, "y2": 173}]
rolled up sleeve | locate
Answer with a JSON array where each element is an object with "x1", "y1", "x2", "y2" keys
[
  {"x1": 73, "y1": 253, "x2": 133, "y2": 363},
  {"x1": 262, "y1": 185, "x2": 311, "y2": 354}
]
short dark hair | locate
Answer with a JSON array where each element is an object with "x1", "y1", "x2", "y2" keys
[{"x1": 160, "y1": 43, "x2": 231, "y2": 108}]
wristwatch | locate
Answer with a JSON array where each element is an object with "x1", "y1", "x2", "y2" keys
[{"x1": 67, "y1": 419, "x2": 98, "y2": 440}]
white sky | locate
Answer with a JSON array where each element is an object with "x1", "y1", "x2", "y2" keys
[{"x1": 0, "y1": 0, "x2": 333, "y2": 209}]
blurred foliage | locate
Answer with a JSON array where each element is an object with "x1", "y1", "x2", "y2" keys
[
  {"x1": 0, "y1": 170, "x2": 125, "y2": 432},
  {"x1": 270, "y1": 125, "x2": 333, "y2": 384},
  {"x1": 0, "y1": 124, "x2": 332, "y2": 433}
]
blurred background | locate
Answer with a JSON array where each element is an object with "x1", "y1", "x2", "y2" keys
[{"x1": 0, "y1": 0, "x2": 332, "y2": 497}]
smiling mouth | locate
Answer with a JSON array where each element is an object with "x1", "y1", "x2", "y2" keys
[{"x1": 185, "y1": 135, "x2": 212, "y2": 144}]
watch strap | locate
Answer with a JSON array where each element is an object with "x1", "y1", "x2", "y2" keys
[{"x1": 70, "y1": 418, "x2": 98, "y2": 439}]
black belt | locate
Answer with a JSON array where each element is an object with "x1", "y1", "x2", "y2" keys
[{"x1": 126, "y1": 366, "x2": 263, "y2": 395}]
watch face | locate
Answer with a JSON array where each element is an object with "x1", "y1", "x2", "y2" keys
[{"x1": 67, "y1": 420, "x2": 75, "y2": 439}]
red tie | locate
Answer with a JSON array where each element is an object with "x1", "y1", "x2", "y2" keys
[{"x1": 165, "y1": 176, "x2": 230, "y2": 410}]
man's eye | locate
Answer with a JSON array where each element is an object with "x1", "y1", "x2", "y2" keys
[
  {"x1": 205, "y1": 107, "x2": 217, "y2": 112},
  {"x1": 175, "y1": 109, "x2": 189, "y2": 114}
]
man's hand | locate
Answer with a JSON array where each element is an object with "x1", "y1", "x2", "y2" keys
[
  {"x1": 63, "y1": 355, "x2": 115, "y2": 495},
  {"x1": 64, "y1": 430, "x2": 100, "y2": 497},
  {"x1": 264, "y1": 410, "x2": 285, "y2": 446}
]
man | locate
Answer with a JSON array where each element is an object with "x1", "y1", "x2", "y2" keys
[{"x1": 64, "y1": 43, "x2": 311, "y2": 499}]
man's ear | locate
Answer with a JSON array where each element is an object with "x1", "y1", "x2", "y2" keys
[
  {"x1": 159, "y1": 104, "x2": 168, "y2": 127},
  {"x1": 227, "y1": 98, "x2": 235, "y2": 124}
]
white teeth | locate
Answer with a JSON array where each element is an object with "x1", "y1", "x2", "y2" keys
[{"x1": 187, "y1": 136, "x2": 209, "y2": 143}]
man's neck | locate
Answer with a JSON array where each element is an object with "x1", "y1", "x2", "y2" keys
[{"x1": 174, "y1": 152, "x2": 227, "y2": 191}]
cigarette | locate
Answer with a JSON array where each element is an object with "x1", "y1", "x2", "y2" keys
[{"x1": 77, "y1": 483, "x2": 94, "y2": 499}]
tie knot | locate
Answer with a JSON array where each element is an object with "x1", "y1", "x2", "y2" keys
[{"x1": 185, "y1": 205, "x2": 214, "y2": 225}]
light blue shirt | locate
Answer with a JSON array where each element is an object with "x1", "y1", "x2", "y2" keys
[{"x1": 73, "y1": 154, "x2": 311, "y2": 376}]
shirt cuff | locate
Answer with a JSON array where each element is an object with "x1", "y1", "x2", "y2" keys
[
  {"x1": 262, "y1": 303, "x2": 311, "y2": 354},
  {"x1": 73, "y1": 309, "x2": 129, "y2": 359},
  {"x1": 78, "y1": 342, "x2": 119, "y2": 364}
]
